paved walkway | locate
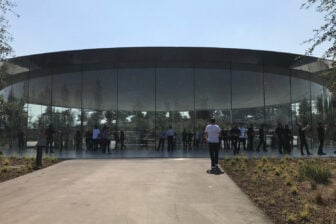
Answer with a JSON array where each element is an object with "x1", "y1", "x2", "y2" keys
[{"x1": 0, "y1": 159, "x2": 272, "y2": 224}]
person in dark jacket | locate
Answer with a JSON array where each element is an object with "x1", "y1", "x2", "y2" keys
[
  {"x1": 297, "y1": 122, "x2": 312, "y2": 156},
  {"x1": 275, "y1": 123, "x2": 284, "y2": 154},
  {"x1": 45, "y1": 125, "x2": 55, "y2": 153},
  {"x1": 257, "y1": 125, "x2": 267, "y2": 152},
  {"x1": 221, "y1": 128, "x2": 230, "y2": 150},
  {"x1": 247, "y1": 124, "x2": 254, "y2": 151},
  {"x1": 230, "y1": 125, "x2": 240, "y2": 155},
  {"x1": 283, "y1": 125, "x2": 292, "y2": 154},
  {"x1": 120, "y1": 130, "x2": 126, "y2": 150},
  {"x1": 317, "y1": 122, "x2": 326, "y2": 155}
]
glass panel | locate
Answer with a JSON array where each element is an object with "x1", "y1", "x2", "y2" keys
[
  {"x1": 118, "y1": 68, "x2": 155, "y2": 150},
  {"x1": 82, "y1": 69, "x2": 117, "y2": 151},
  {"x1": 0, "y1": 79, "x2": 28, "y2": 150},
  {"x1": 52, "y1": 72, "x2": 82, "y2": 151},
  {"x1": 156, "y1": 68, "x2": 194, "y2": 150},
  {"x1": 0, "y1": 80, "x2": 11, "y2": 148},
  {"x1": 232, "y1": 69, "x2": 264, "y2": 131},
  {"x1": 11, "y1": 80, "x2": 29, "y2": 151},
  {"x1": 324, "y1": 87, "x2": 334, "y2": 148},
  {"x1": 195, "y1": 68, "x2": 231, "y2": 149},
  {"x1": 310, "y1": 81, "x2": 325, "y2": 149},
  {"x1": 264, "y1": 73, "x2": 292, "y2": 150},
  {"x1": 291, "y1": 76, "x2": 312, "y2": 148},
  {"x1": 27, "y1": 75, "x2": 52, "y2": 149}
]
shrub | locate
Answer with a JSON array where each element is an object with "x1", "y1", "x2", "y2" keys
[
  {"x1": 298, "y1": 159, "x2": 305, "y2": 166},
  {"x1": 290, "y1": 186, "x2": 298, "y2": 195},
  {"x1": 3, "y1": 158, "x2": 10, "y2": 166},
  {"x1": 300, "y1": 208, "x2": 309, "y2": 221},
  {"x1": 261, "y1": 156, "x2": 268, "y2": 163},
  {"x1": 1, "y1": 166, "x2": 11, "y2": 173},
  {"x1": 299, "y1": 163, "x2": 332, "y2": 185},
  {"x1": 287, "y1": 214, "x2": 297, "y2": 223}
]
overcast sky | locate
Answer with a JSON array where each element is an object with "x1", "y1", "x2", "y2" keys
[{"x1": 7, "y1": 0, "x2": 326, "y2": 57}]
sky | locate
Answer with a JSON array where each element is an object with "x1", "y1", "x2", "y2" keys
[{"x1": 6, "y1": 0, "x2": 327, "y2": 58}]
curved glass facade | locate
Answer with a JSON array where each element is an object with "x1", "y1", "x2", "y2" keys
[{"x1": 0, "y1": 47, "x2": 334, "y2": 156}]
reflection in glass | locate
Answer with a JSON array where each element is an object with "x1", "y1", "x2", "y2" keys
[
  {"x1": 195, "y1": 68, "x2": 231, "y2": 147},
  {"x1": 264, "y1": 73, "x2": 291, "y2": 130},
  {"x1": 291, "y1": 76, "x2": 312, "y2": 145},
  {"x1": 156, "y1": 68, "x2": 194, "y2": 147},
  {"x1": 232, "y1": 70, "x2": 264, "y2": 126},
  {"x1": 118, "y1": 69, "x2": 155, "y2": 149},
  {"x1": 0, "y1": 61, "x2": 334, "y2": 155}
]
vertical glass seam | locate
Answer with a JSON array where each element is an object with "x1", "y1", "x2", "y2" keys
[{"x1": 229, "y1": 63, "x2": 233, "y2": 124}]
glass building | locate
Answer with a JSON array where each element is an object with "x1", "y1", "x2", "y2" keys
[{"x1": 0, "y1": 47, "x2": 334, "y2": 155}]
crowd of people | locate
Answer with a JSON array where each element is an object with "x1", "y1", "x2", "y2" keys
[
  {"x1": 37, "y1": 120, "x2": 332, "y2": 156},
  {"x1": 84, "y1": 125, "x2": 126, "y2": 153},
  {"x1": 156, "y1": 121, "x2": 330, "y2": 156}
]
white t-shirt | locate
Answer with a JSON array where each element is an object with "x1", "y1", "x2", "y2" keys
[{"x1": 205, "y1": 124, "x2": 221, "y2": 143}]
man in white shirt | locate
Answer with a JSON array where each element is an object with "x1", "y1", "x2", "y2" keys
[{"x1": 205, "y1": 118, "x2": 221, "y2": 172}]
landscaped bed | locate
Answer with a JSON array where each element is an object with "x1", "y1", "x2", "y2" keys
[
  {"x1": 220, "y1": 157, "x2": 336, "y2": 224},
  {"x1": 0, "y1": 155, "x2": 60, "y2": 183}
]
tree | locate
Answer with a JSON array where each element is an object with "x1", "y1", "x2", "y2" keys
[
  {"x1": 0, "y1": 0, "x2": 17, "y2": 88},
  {"x1": 302, "y1": 0, "x2": 336, "y2": 120},
  {"x1": 302, "y1": 0, "x2": 336, "y2": 60}
]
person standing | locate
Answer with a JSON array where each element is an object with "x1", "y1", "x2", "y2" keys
[
  {"x1": 120, "y1": 130, "x2": 126, "y2": 150},
  {"x1": 166, "y1": 126, "x2": 175, "y2": 152},
  {"x1": 85, "y1": 129, "x2": 93, "y2": 150},
  {"x1": 194, "y1": 130, "x2": 201, "y2": 148},
  {"x1": 100, "y1": 126, "x2": 109, "y2": 153},
  {"x1": 283, "y1": 125, "x2": 292, "y2": 154},
  {"x1": 275, "y1": 123, "x2": 284, "y2": 154},
  {"x1": 317, "y1": 122, "x2": 326, "y2": 155},
  {"x1": 230, "y1": 125, "x2": 240, "y2": 155},
  {"x1": 222, "y1": 128, "x2": 230, "y2": 150},
  {"x1": 247, "y1": 124, "x2": 255, "y2": 151},
  {"x1": 17, "y1": 129, "x2": 25, "y2": 151},
  {"x1": 297, "y1": 123, "x2": 312, "y2": 156},
  {"x1": 74, "y1": 130, "x2": 81, "y2": 150},
  {"x1": 187, "y1": 130, "x2": 193, "y2": 149},
  {"x1": 205, "y1": 118, "x2": 221, "y2": 172},
  {"x1": 257, "y1": 125, "x2": 267, "y2": 152},
  {"x1": 92, "y1": 125, "x2": 101, "y2": 151},
  {"x1": 182, "y1": 128, "x2": 188, "y2": 148},
  {"x1": 45, "y1": 125, "x2": 55, "y2": 153},
  {"x1": 238, "y1": 125, "x2": 246, "y2": 151},
  {"x1": 113, "y1": 131, "x2": 119, "y2": 150},
  {"x1": 157, "y1": 130, "x2": 166, "y2": 151}
]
